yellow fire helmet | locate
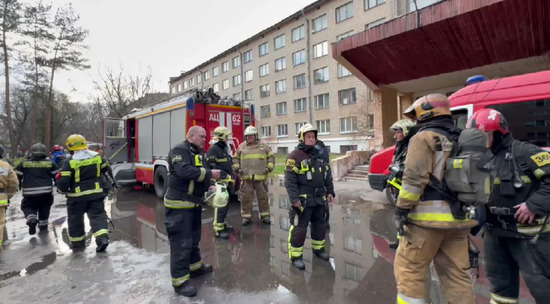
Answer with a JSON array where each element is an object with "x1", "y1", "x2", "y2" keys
[
  {"x1": 403, "y1": 93, "x2": 451, "y2": 122},
  {"x1": 298, "y1": 123, "x2": 318, "y2": 142},
  {"x1": 213, "y1": 126, "x2": 232, "y2": 141},
  {"x1": 204, "y1": 182, "x2": 229, "y2": 208},
  {"x1": 244, "y1": 126, "x2": 258, "y2": 136},
  {"x1": 66, "y1": 134, "x2": 88, "y2": 151},
  {"x1": 390, "y1": 119, "x2": 416, "y2": 137}
]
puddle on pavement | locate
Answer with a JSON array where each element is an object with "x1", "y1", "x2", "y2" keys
[{"x1": 0, "y1": 252, "x2": 56, "y2": 283}]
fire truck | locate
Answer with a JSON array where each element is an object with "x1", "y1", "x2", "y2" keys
[
  {"x1": 368, "y1": 70, "x2": 550, "y2": 204},
  {"x1": 103, "y1": 90, "x2": 254, "y2": 198}
]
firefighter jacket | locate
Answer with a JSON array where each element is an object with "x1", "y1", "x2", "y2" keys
[
  {"x1": 483, "y1": 134, "x2": 550, "y2": 237},
  {"x1": 396, "y1": 117, "x2": 478, "y2": 229},
  {"x1": 233, "y1": 140, "x2": 275, "y2": 181},
  {"x1": 285, "y1": 144, "x2": 335, "y2": 207},
  {"x1": 57, "y1": 150, "x2": 111, "y2": 202},
  {"x1": 165, "y1": 140, "x2": 221, "y2": 208},
  {"x1": 0, "y1": 159, "x2": 19, "y2": 206},
  {"x1": 15, "y1": 156, "x2": 58, "y2": 196},
  {"x1": 207, "y1": 141, "x2": 234, "y2": 180}
]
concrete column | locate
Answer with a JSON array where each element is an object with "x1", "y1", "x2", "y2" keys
[{"x1": 371, "y1": 87, "x2": 399, "y2": 150}]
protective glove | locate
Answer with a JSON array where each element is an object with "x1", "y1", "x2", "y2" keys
[{"x1": 393, "y1": 207, "x2": 410, "y2": 237}]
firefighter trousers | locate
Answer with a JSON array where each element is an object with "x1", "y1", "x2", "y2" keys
[
  {"x1": 214, "y1": 205, "x2": 229, "y2": 233},
  {"x1": 484, "y1": 230, "x2": 550, "y2": 303},
  {"x1": 240, "y1": 180, "x2": 270, "y2": 220},
  {"x1": 394, "y1": 224, "x2": 474, "y2": 304},
  {"x1": 67, "y1": 198, "x2": 109, "y2": 245},
  {"x1": 289, "y1": 204, "x2": 326, "y2": 260},
  {"x1": 21, "y1": 194, "x2": 54, "y2": 228},
  {"x1": 165, "y1": 206, "x2": 204, "y2": 287}
]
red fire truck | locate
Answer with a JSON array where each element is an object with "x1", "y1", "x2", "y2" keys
[
  {"x1": 104, "y1": 90, "x2": 254, "y2": 198},
  {"x1": 369, "y1": 70, "x2": 550, "y2": 204}
]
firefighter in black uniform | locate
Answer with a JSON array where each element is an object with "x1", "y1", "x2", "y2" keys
[
  {"x1": 285, "y1": 124, "x2": 335, "y2": 270},
  {"x1": 15, "y1": 143, "x2": 58, "y2": 234},
  {"x1": 165, "y1": 126, "x2": 222, "y2": 297},
  {"x1": 468, "y1": 109, "x2": 550, "y2": 304},
  {"x1": 207, "y1": 126, "x2": 235, "y2": 239},
  {"x1": 57, "y1": 134, "x2": 112, "y2": 252},
  {"x1": 314, "y1": 139, "x2": 332, "y2": 230}
]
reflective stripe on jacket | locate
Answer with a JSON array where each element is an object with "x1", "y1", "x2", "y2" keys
[
  {"x1": 233, "y1": 140, "x2": 275, "y2": 180},
  {"x1": 0, "y1": 160, "x2": 19, "y2": 205},
  {"x1": 57, "y1": 153, "x2": 110, "y2": 202}
]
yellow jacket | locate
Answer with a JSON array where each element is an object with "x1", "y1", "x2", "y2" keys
[
  {"x1": 397, "y1": 130, "x2": 477, "y2": 229},
  {"x1": 0, "y1": 160, "x2": 19, "y2": 206},
  {"x1": 233, "y1": 140, "x2": 275, "y2": 181}
]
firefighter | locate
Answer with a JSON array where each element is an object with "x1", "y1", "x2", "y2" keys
[
  {"x1": 468, "y1": 109, "x2": 550, "y2": 303},
  {"x1": 314, "y1": 139, "x2": 332, "y2": 230},
  {"x1": 164, "y1": 126, "x2": 222, "y2": 297},
  {"x1": 51, "y1": 144, "x2": 66, "y2": 168},
  {"x1": 285, "y1": 124, "x2": 335, "y2": 270},
  {"x1": 393, "y1": 94, "x2": 477, "y2": 304},
  {"x1": 206, "y1": 126, "x2": 235, "y2": 239},
  {"x1": 0, "y1": 146, "x2": 18, "y2": 256},
  {"x1": 233, "y1": 126, "x2": 275, "y2": 226},
  {"x1": 14, "y1": 143, "x2": 58, "y2": 234},
  {"x1": 57, "y1": 134, "x2": 112, "y2": 252}
]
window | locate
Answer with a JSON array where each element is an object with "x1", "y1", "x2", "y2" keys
[
  {"x1": 262, "y1": 126, "x2": 271, "y2": 138},
  {"x1": 176, "y1": 83, "x2": 182, "y2": 92},
  {"x1": 277, "y1": 124, "x2": 288, "y2": 137},
  {"x1": 366, "y1": 18, "x2": 386, "y2": 29},
  {"x1": 274, "y1": 34, "x2": 285, "y2": 50},
  {"x1": 337, "y1": 30, "x2": 354, "y2": 41},
  {"x1": 293, "y1": 74, "x2": 307, "y2": 89},
  {"x1": 245, "y1": 69, "x2": 253, "y2": 82},
  {"x1": 275, "y1": 79, "x2": 287, "y2": 94},
  {"x1": 233, "y1": 92, "x2": 241, "y2": 100},
  {"x1": 204, "y1": 70, "x2": 210, "y2": 80},
  {"x1": 312, "y1": 14, "x2": 327, "y2": 33},
  {"x1": 244, "y1": 50, "x2": 253, "y2": 63},
  {"x1": 260, "y1": 105, "x2": 271, "y2": 118},
  {"x1": 222, "y1": 79, "x2": 230, "y2": 90},
  {"x1": 295, "y1": 122, "x2": 307, "y2": 136},
  {"x1": 276, "y1": 102, "x2": 287, "y2": 115},
  {"x1": 313, "y1": 41, "x2": 328, "y2": 58},
  {"x1": 340, "y1": 145, "x2": 358, "y2": 153},
  {"x1": 315, "y1": 93, "x2": 329, "y2": 108},
  {"x1": 409, "y1": 0, "x2": 444, "y2": 11},
  {"x1": 260, "y1": 84, "x2": 270, "y2": 98},
  {"x1": 189, "y1": 77, "x2": 195, "y2": 86},
  {"x1": 213, "y1": 66, "x2": 219, "y2": 77},
  {"x1": 245, "y1": 89, "x2": 254, "y2": 101},
  {"x1": 339, "y1": 88, "x2": 357, "y2": 105},
  {"x1": 344, "y1": 263, "x2": 362, "y2": 282},
  {"x1": 292, "y1": 25, "x2": 305, "y2": 42},
  {"x1": 232, "y1": 74, "x2": 241, "y2": 87},
  {"x1": 259, "y1": 63, "x2": 269, "y2": 77},
  {"x1": 294, "y1": 98, "x2": 307, "y2": 112},
  {"x1": 292, "y1": 49, "x2": 306, "y2": 66},
  {"x1": 340, "y1": 116, "x2": 358, "y2": 133},
  {"x1": 212, "y1": 83, "x2": 219, "y2": 93},
  {"x1": 336, "y1": 2, "x2": 354, "y2": 23},
  {"x1": 259, "y1": 42, "x2": 269, "y2": 57},
  {"x1": 232, "y1": 56, "x2": 241, "y2": 68},
  {"x1": 222, "y1": 61, "x2": 229, "y2": 73},
  {"x1": 365, "y1": 0, "x2": 386, "y2": 10},
  {"x1": 275, "y1": 57, "x2": 286, "y2": 71},
  {"x1": 183, "y1": 81, "x2": 188, "y2": 90},
  {"x1": 367, "y1": 114, "x2": 374, "y2": 129},
  {"x1": 316, "y1": 119, "x2": 330, "y2": 134},
  {"x1": 314, "y1": 67, "x2": 329, "y2": 83},
  {"x1": 338, "y1": 64, "x2": 352, "y2": 77},
  {"x1": 277, "y1": 147, "x2": 289, "y2": 154},
  {"x1": 344, "y1": 236, "x2": 363, "y2": 254},
  {"x1": 197, "y1": 74, "x2": 202, "y2": 84}
]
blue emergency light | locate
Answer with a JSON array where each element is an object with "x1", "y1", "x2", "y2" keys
[{"x1": 466, "y1": 75, "x2": 489, "y2": 85}]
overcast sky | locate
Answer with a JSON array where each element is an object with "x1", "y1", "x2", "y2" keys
[{"x1": 53, "y1": 0, "x2": 315, "y2": 102}]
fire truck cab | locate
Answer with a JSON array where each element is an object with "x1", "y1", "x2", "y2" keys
[
  {"x1": 369, "y1": 70, "x2": 550, "y2": 204},
  {"x1": 104, "y1": 90, "x2": 254, "y2": 198}
]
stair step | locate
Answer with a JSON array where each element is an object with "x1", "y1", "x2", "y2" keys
[
  {"x1": 354, "y1": 165, "x2": 370, "y2": 171},
  {"x1": 349, "y1": 170, "x2": 369, "y2": 175},
  {"x1": 343, "y1": 176, "x2": 369, "y2": 181},
  {"x1": 346, "y1": 173, "x2": 368, "y2": 178}
]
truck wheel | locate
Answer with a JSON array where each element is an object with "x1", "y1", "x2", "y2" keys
[
  {"x1": 154, "y1": 166, "x2": 168, "y2": 199},
  {"x1": 385, "y1": 185, "x2": 399, "y2": 205}
]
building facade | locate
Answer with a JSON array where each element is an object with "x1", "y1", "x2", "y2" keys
[{"x1": 168, "y1": 0, "x2": 440, "y2": 154}]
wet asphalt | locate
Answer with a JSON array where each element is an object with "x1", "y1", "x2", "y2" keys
[{"x1": 0, "y1": 179, "x2": 536, "y2": 304}]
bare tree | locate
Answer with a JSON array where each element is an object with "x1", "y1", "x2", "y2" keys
[
  {"x1": 44, "y1": 3, "x2": 89, "y2": 149},
  {"x1": 350, "y1": 93, "x2": 375, "y2": 149},
  {"x1": 93, "y1": 63, "x2": 154, "y2": 118}
]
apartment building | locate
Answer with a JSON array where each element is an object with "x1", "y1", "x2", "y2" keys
[{"x1": 168, "y1": 0, "x2": 438, "y2": 154}]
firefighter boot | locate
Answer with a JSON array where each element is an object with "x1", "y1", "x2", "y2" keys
[
  {"x1": 262, "y1": 218, "x2": 271, "y2": 225},
  {"x1": 174, "y1": 281, "x2": 197, "y2": 297},
  {"x1": 314, "y1": 249, "x2": 329, "y2": 261},
  {"x1": 292, "y1": 258, "x2": 306, "y2": 270},
  {"x1": 38, "y1": 225, "x2": 48, "y2": 233},
  {"x1": 215, "y1": 230, "x2": 230, "y2": 239},
  {"x1": 96, "y1": 236, "x2": 109, "y2": 252},
  {"x1": 71, "y1": 241, "x2": 86, "y2": 251},
  {"x1": 190, "y1": 264, "x2": 213, "y2": 278},
  {"x1": 242, "y1": 219, "x2": 251, "y2": 226},
  {"x1": 27, "y1": 217, "x2": 38, "y2": 235}
]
